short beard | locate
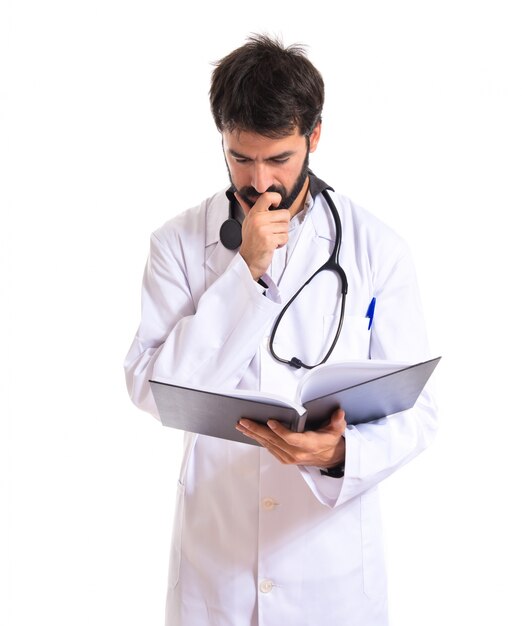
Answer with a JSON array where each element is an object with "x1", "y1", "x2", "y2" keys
[{"x1": 227, "y1": 145, "x2": 310, "y2": 211}]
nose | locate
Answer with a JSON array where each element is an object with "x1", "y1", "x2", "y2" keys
[{"x1": 251, "y1": 163, "x2": 273, "y2": 193}]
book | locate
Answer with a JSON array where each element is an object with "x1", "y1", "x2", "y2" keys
[{"x1": 149, "y1": 357, "x2": 440, "y2": 446}]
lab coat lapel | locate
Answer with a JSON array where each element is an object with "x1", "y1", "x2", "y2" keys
[{"x1": 277, "y1": 196, "x2": 335, "y2": 301}]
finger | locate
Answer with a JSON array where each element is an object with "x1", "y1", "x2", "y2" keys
[
  {"x1": 254, "y1": 191, "x2": 282, "y2": 211},
  {"x1": 274, "y1": 234, "x2": 289, "y2": 249},
  {"x1": 317, "y1": 409, "x2": 346, "y2": 435},
  {"x1": 267, "y1": 420, "x2": 307, "y2": 448},
  {"x1": 264, "y1": 425, "x2": 322, "y2": 463},
  {"x1": 267, "y1": 418, "x2": 341, "y2": 448},
  {"x1": 266, "y1": 192, "x2": 283, "y2": 210},
  {"x1": 242, "y1": 207, "x2": 290, "y2": 233},
  {"x1": 332, "y1": 409, "x2": 347, "y2": 433},
  {"x1": 236, "y1": 419, "x2": 275, "y2": 444},
  {"x1": 235, "y1": 191, "x2": 282, "y2": 213},
  {"x1": 254, "y1": 433, "x2": 298, "y2": 464},
  {"x1": 265, "y1": 445, "x2": 296, "y2": 465},
  {"x1": 331, "y1": 408, "x2": 346, "y2": 426},
  {"x1": 333, "y1": 408, "x2": 346, "y2": 420},
  {"x1": 235, "y1": 426, "x2": 267, "y2": 445},
  {"x1": 239, "y1": 420, "x2": 342, "y2": 467},
  {"x1": 237, "y1": 419, "x2": 296, "y2": 453},
  {"x1": 235, "y1": 423, "x2": 295, "y2": 462}
]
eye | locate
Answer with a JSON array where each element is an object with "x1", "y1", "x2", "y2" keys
[{"x1": 270, "y1": 157, "x2": 290, "y2": 164}]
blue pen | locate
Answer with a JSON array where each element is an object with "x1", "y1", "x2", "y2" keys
[{"x1": 366, "y1": 297, "x2": 376, "y2": 330}]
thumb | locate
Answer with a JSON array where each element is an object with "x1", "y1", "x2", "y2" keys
[
  {"x1": 331, "y1": 408, "x2": 347, "y2": 432},
  {"x1": 319, "y1": 408, "x2": 346, "y2": 436}
]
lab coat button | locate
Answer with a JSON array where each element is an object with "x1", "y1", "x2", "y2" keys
[
  {"x1": 259, "y1": 579, "x2": 274, "y2": 593},
  {"x1": 261, "y1": 497, "x2": 278, "y2": 511}
]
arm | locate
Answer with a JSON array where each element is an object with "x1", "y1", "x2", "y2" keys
[
  {"x1": 237, "y1": 239, "x2": 437, "y2": 507},
  {"x1": 124, "y1": 206, "x2": 282, "y2": 418},
  {"x1": 301, "y1": 244, "x2": 438, "y2": 506}
]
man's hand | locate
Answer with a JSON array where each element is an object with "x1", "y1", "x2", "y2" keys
[
  {"x1": 235, "y1": 408, "x2": 347, "y2": 469},
  {"x1": 236, "y1": 191, "x2": 290, "y2": 280}
]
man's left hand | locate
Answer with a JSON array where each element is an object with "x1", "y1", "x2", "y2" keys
[{"x1": 235, "y1": 408, "x2": 346, "y2": 469}]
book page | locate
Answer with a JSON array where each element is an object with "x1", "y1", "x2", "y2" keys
[
  {"x1": 188, "y1": 385, "x2": 305, "y2": 414},
  {"x1": 151, "y1": 376, "x2": 304, "y2": 413},
  {"x1": 298, "y1": 359, "x2": 408, "y2": 404}
]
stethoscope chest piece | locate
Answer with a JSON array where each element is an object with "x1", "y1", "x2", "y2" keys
[{"x1": 219, "y1": 218, "x2": 242, "y2": 250}]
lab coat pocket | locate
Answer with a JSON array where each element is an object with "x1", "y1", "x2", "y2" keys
[
  {"x1": 360, "y1": 488, "x2": 387, "y2": 600},
  {"x1": 324, "y1": 315, "x2": 371, "y2": 361},
  {"x1": 167, "y1": 479, "x2": 185, "y2": 589}
]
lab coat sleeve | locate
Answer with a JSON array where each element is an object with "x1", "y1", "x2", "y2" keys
[
  {"x1": 300, "y1": 242, "x2": 438, "y2": 507},
  {"x1": 124, "y1": 216, "x2": 281, "y2": 418}
]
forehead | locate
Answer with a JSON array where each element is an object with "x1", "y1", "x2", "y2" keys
[{"x1": 223, "y1": 127, "x2": 305, "y2": 156}]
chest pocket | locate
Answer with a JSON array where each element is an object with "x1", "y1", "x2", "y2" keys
[{"x1": 323, "y1": 315, "x2": 371, "y2": 362}]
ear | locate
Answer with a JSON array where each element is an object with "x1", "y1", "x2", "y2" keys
[{"x1": 308, "y1": 122, "x2": 322, "y2": 153}]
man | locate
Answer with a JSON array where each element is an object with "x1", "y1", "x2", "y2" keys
[{"x1": 124, "y1": 34, "x2": 437, "y2": 626}]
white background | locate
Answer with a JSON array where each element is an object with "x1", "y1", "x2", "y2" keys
[{"x1": 2, "y1": 1, "x2": 524, "y2": 624}]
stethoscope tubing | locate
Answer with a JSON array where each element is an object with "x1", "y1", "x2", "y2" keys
[{"x1": 268, "y1": 189, "x2": 348, "y2": 370}]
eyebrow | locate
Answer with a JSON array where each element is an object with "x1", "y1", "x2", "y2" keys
[{"x1": 228, "y1": 149, "x2": 296, "y2": 161}]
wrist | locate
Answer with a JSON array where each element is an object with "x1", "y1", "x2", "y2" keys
[
  {"x1": 320, "y1": 460, "x2": 345, "y2": 478},
  {"x1": 320, "y1": 437, "x2": 345, "y2": 478}
]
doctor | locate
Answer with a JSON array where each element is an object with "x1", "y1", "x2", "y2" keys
[{"x1": 125, "y1": 34, "x2": 437, "y2": 626}]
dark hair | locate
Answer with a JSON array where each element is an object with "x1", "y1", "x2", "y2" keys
[{"x1": 209, "y1": 34, "x2": 324, "y2": 138}]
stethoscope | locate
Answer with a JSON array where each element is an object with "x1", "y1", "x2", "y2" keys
[{"x1": 219, "y1": 175, "x2": 348, "y2": 370}]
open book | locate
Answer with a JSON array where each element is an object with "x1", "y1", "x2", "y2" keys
[{"x1": 150, "y1": 357, "x2": 440, "y2": 446}]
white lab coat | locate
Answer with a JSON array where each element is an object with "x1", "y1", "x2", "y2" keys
[{"x1": 124, "y1": 184, "x2": 438, "y2": 626}]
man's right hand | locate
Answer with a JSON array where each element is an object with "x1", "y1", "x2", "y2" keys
[{"x1": 235, "y1": 191, "x2": 290, "y2": 280}]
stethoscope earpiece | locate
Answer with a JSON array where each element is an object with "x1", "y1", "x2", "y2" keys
[{"x1": 219, "y1": 218, "x2": 242, "y2": 250}]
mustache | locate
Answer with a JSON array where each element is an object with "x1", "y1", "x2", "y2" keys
[{"x1": 239, "y1": 185, "x2": 286, "y2": 203}]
